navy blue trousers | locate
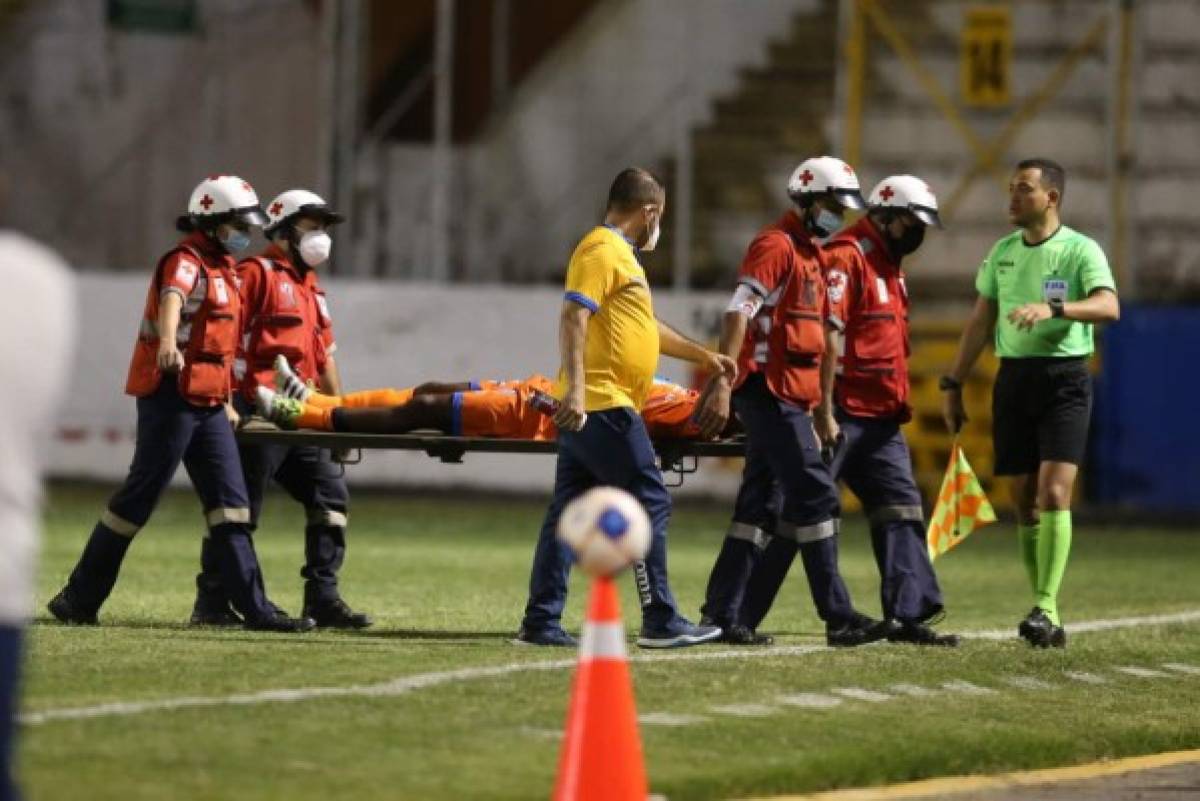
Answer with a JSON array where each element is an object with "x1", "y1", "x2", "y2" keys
[
  {"x1": 521, "y1": 407, "x2": 680, "y2": 632},
  {"x1": 708, "y1": 375, "x2": 854, "y2": 627},
  {"x1": 0, "y1": 627, "x2": 20, "y2": 801},
  {"x1": 64, "y1": 380, "x2": 273, "y2": 620},
  {"x1": 699, "y1": 408, "x2": 781, "y2": 626},
  {"x1": 739, "y1": 408, "x2": 944, "y2": 629},
  {"x1": 198, "y1": 409, "x2": 350, "y2": 604}
]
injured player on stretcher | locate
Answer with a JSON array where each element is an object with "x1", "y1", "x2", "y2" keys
[{"x1": 254, "y1": 356, "x2": 739, "y2": 441}]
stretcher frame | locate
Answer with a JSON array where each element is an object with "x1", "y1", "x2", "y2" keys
[{"x1": 237, "y1": 425, "x2": 746, "y2": 486}]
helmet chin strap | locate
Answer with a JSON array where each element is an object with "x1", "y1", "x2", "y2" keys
[{"x1": 279, "y1": 229, "x2": 309, "y2": 272}]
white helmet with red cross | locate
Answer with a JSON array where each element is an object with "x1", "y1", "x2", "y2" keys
[
  {"x1": 786, "y1": 156, "x2": 867, "y2": 210},
  {"x1": 181, "y1": 175, "x2": 268, "y2": 229},
  {"x1": 868, "y1": 175, "x2": 943, "y2": 228},
  {"x1": 263, "y1": 189, "x2": 346, "y2": 238}
]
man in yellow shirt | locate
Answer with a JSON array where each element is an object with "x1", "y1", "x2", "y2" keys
[{"x1": 517, "y1": 167, "x2": 736, "y2": 648}]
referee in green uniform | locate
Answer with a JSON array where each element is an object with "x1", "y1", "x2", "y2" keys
[{"x1": 942, "y1": 158, "x2": 1119, "y2": 648}]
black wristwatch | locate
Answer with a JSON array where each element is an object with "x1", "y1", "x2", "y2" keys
[
  {"x1": 1048, "y1": 298, "x2": 1066, "y2": 318},
  {"x1": 938, "y1": 375, "x2": 962, "y2": 392}
]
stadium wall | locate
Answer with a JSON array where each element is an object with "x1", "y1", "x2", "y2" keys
[{"x1": 359, "y1": 0, "x2": 816, "y2": 282}]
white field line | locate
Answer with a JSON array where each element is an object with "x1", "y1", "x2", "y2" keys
[
  {"x1": 832, "y1": 688, "x2": 892, "y2": 703},
  {"x1": 1064, "y1": 671, "x2": 1108, "y2": 684},
  {"x1": 1005, "y1": 676, "x2": 1055, "y2": 691},
  {"x1": 1164, "y1": 663, "x2": 1200, "y2": 676},
  {"x1": 19, "y1": 645, "x2": 822, "y2": 726},
  {"x1": 1115, "y1": 666, "x2": 1171, "y2": 678},
  {"x1": 965, "y1": 608, "x2": 1200, "y2": 640},
  {"x1": 709, "y1": 704, "x2": 780, "y2": 717},
  {"x1": 887, "y1": 683, "x2": 937, "y2": 697},
  {"x1": 940, "y1": 680, "x2": 997, "y2": 695},
  {"x1": 21, "y1": 608, "x2": 1200, "y2": 727},
  {"x1": 777, "y1": 693, "x2": 844, "y2": 709},
  {"x1": 639, "y1": 712, "x2": 709, "y2": 727}
]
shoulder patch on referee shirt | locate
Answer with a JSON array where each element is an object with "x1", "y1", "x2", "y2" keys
[{"x1": 1043, "y1": 278, "x2": 1068, "y2": 302}]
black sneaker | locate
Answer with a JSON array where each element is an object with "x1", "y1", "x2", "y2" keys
[
  {"x1": 1049, "y1": 625, "x2": 1067, "y2": 649},
  {"x1": 1018, "y1": 607, "x2": 1055, "y2": 648},
  {"x1": 887, "y1": 619, "x2": 960, "y2": 647},
  {"x1": 636, "y1": 618, "x2": 723, "y2": 649},
  {"x1": 513, "y1": 626, "x2": 578, "y2": 647},
  {"x1": 724, "y1": 624, "x2": 774, "y2": 646},
  {"x1": 188, "y1": 594, "x2": 243, "y2": 627},
  {"x1": 244, "y1": 609, "x2": 316, "y2": 633},
  {"x1": 303, "y1": 597, "x2": 374, "y2": 629},
  {"x1": 826, "y1": 612, "x2": 887, "y2": 648},
  {"x1": 46, "y1": 588, "x2": 98, "y2": 626}
]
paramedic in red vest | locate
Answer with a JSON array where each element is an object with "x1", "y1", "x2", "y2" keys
[
  {"x1": 738, "y1": 176, "x2": 958, "y2": 646},
  {"x1": 693, "y1": 156, "x2": 882, "y2": 647},
  {"x1": 47, "y1": 176, "x2": 314, "y2": 633},
  {"x1": 192, "y1": 189, "x2": 371, "y2": 629}
]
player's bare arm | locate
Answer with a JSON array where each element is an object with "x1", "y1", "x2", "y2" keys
[
  {"x1": 943, "y1": 295, "x2": 998, "y2": 434},
  {"x1": 555, "y1": 300, "x2": 589, "y2": 432},
  {"x1": 693, "y1": 310, "x2": 749, "y2": 440},
  {"x1": 656, "y1": 318, "x2": 736, "y2": 380},
  {"x1": 1008, "y1": 287, "x2": 1120, "y2": 331},
  {"x1": 814, "y1": 327, "x2": 841, "y2": 448}
]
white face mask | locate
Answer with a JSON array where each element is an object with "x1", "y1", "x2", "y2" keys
[
  {"x1": 642, "y1": 216, "x2": 661, "y2": 252},
  {"x1": 298, "y1": 230, "x2": 332, "y2": 267}
]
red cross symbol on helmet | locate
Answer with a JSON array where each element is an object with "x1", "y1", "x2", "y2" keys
[
  {"x1": 199, "y1": 194, "x2": 215, "y2": 211},
  {"x1": 879, "y1": 186, "x2": 895, "y2": 202},
  {"x1": 798, "y1": 170, "x2": 814, "y2": 186},
  {"x1": 270, "y1": 202, "x2": 284, "y2": 216}
]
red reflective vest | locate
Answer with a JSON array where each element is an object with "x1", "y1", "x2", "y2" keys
[
  {"x1": 125, "y1": 234, "x2": 241, "y2": 406},
  {"x1": 237, "y1": 246, "x2": 334, "y2": 401},
  {"x1": 732, "y1": 214, "x2": 829, "y2": 409},
  {"x1": 824, "y1": 218, "x2": 911, "y2": 420}
]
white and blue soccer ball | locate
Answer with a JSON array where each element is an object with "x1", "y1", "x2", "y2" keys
[{"x1": 556, "y1": 486, "x2": 651, "y2": 578}]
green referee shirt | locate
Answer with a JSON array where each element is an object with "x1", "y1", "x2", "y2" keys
[{"x1": 975, "y1": 225, "x2": 1116, "y2": 358}]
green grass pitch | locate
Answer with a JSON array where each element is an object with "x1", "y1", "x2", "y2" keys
[{"x1": 17, "y1": 483, "x2": 1200, "y2": 800}]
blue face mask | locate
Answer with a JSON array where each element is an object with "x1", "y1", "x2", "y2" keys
[
  {"x1": 219, "y1": 228, "x2": 252, "y2": 254},
  {"x1": 811, "y1": 207, "x2": 844, "y2": 239}
]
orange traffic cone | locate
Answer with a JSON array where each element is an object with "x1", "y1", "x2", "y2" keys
[{"x1": 552, "y1": 576, "x2": 648, "y2": 801}]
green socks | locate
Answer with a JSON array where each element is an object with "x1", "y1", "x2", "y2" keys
[
  {"x1": 1034, "y1": 511, "x2": 1073, "y2": 625},
  {"x1": 1017, "y1": 523, "x2": 1040, "y2": 595}
]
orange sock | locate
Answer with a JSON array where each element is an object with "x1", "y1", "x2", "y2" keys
[
  {"x1": 306, "y1": 390, "x2": 342, "y2": 409},
  {"x1": 296, "y1": 404, "x2": 335, "y2": 431},
  {"x1": 340, "y1": 388, "x2": 414, "y2": 408}
]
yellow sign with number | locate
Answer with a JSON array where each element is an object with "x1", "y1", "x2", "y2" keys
[{"x1": 961, "y1": 5, "x2": 1012, "y2": 107}]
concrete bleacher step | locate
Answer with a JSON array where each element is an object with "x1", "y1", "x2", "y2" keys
[{"x1": 687, "y1": 1, "x2": 840, "y2": 287}]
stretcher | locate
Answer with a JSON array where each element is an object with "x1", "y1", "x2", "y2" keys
[{"x1": 237, "y1": 421, "x2": 746, "y2": 486}]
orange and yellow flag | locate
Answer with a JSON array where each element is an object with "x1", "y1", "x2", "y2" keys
[{"x1": 926, "y1": 442, "x2": 997, "y2": 561}]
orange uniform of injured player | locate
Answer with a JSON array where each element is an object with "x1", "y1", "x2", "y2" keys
[{"x1": 265, "y1": 372, "x2": 707, "y2": 440}]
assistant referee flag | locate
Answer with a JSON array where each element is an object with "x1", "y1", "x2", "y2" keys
[{"x1": 927, "y1": 443, "x2": 997, "y2": 561}]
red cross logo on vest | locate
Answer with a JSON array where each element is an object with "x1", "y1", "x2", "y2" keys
[
  {"x1": 199, "y1": 194, "x2": 215, "y2": 211},
  {"x1": 270, "y1": 202, "x2": 284, "y2": 216},
  {"x1": 880, "y1": 186, "x2": 895, "y2": 202},
  {"x1": 799, "y1": 170, "x2": 814, "y2": 186}
]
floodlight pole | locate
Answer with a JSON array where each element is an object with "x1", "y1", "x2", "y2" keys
[
  {"x1": 1106, "y1": 0, "x2": 1137, "y2": 299},
  {"x1": 431, "y1": 0, "x2": 455, "y2": 283},
  {"x1": 672, "y1": 11, "x2": 693, "y2": 293},
  {"x1": 492, "y1": 0, "x2": 511, "y2": 110},
  {"x1": 332, "y1": 0, "x2": 362, "y2": 276}
]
